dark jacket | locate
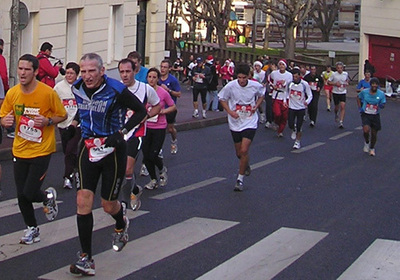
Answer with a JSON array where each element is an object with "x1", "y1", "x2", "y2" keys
[
  {"x1": 191, "y1": 64, "x2": 212, "y2": 90},
  {"x1": 206, "y1": 62, "x2": 218, "y2": 91}
]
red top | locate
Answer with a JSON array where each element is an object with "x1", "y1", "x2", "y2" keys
[
  {"x1": 0, "y1": 54, "x2": 9, "y2": 92},
  {"x1": 36, "y1": 52, "x2": 60, "y2": 88}
]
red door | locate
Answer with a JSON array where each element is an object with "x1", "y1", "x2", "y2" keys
[{"x1": 369, "y1": 35, "x2": 400, "y2": 80}]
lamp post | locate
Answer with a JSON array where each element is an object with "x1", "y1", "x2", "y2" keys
[{"x1": 9, "y1": 0, "x2": 20, "y2": 87}]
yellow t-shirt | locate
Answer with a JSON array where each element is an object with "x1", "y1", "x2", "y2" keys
[{"x1": 0, "y1": 82, "x2": 67, "y2": 158}]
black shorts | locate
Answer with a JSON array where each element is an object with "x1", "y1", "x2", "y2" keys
[
  {"x1": 230, "y1": 128, "x2": 256, "y2": 143},
  {"x1": 77, "y1": 140, "x2": 127, "y2": 201},
  {"x1": 166, "y1": 110, "x2": 178, "y2": 124},
  {"x1": 332, "y1": 93, "x2": 346, "y2": 105},
  {"x1": 126, "y1": 136, "x2": 143, "y2": 158},
  {"x1": 361, "y1": 113, "x2": 381, "y2": 131}
]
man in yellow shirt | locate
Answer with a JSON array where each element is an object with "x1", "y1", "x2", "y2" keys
[{"x1": 0, "y1": 54, "x2": 67, "y2": 245}]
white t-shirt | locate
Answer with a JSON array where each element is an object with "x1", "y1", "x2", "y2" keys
[
  {"x1": 125, "y1": 80, "x2": 160, "y2": 139},
  {"x1": 253, "y1": 70, "x2": 266, "y2": 84},
  {"x1": 288, "y1": 80, "x2": 313, "y2": 110},
  {"x1": 54, "y1": 79, "x2": 78, "y2": 129},
  {"x1": 270, "y1": 70, "x2": 293, "y2": 101},
  {"x1": 328, "y1": 71, "x2": 349, "y2": 94},
  {"x1": 218, "y1": 79, "x2": 264, "y2": 132}
]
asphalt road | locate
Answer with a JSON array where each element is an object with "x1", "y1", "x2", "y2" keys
[{"x1": 1, "y1": 95, "x2": 400, "y2": 279}]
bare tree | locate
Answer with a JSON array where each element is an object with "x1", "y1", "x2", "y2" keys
[
  {"x1": 166, "y1": 0, "x2": 183, "y2": 40},
  {"x1": 184, "y1": 0, "x2": 232, "y2": 49},
  {"x1": 257, "y1": 0, "x2": 313, "y2": 59},
  {"x1": 311, "y1": 0, "x2": 341, "y2": 42}
]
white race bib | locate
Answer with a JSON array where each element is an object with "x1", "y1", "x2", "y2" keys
[
  {"x1": 84, "y1": 137, "x2": 115, "y2": 162},
  {"x1": 18, "y1": 115, "x2": 44, "y2": 143}
]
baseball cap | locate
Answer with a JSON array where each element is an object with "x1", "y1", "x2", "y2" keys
[{"x1": 196, "y1": 57, "x2": 203, "y2": 63}]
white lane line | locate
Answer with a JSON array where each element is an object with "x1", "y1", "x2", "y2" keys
[
  {"x1": 39, "y1": 217, "x2": 239, "y2": 280},
  {"x1": 250, "y1": 156, "x2": 284, "y2": 170},
  {"x1": 0, "y1": 208, "x2": 148, "y2": 262},
  {"x1": 197, "y1": 227, "x2": 328, "y2": 280},
  {"x1": 291, "y1": 142, "x2": 325, "y2": 154},
  {"x1": 151, "y1": 177, "x2": 226, "y2": 200},
  {"x1": 0, "y1": 199, "x2": 64, "y2": 219},
  {"x1": 338, "y1": 239, "x2": 400, "y2": 280},
  {"x1": 329, "y1": 131, "x2": 353, "y2": 140},
  {"x1": 354, "y1": 126, "x2": 363, "y2": 130}
]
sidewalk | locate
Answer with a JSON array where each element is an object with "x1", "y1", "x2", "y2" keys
[{"x1": 0, "y1": 82, "x2": 228, "y2": 161}]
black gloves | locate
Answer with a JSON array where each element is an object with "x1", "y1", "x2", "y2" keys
[{"x1": 104, "y1": 131, "x2": 124, "y2": 148}]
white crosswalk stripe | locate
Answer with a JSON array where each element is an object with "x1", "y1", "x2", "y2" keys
[
  {"x1": 197, "y1": 227, "x2": 328, "y2": 280},
  {"x1": 0, "y1": 208, "x2": 148, "y2": 262},
  {"x1": 338, "y1": 239, "x2": 400, "y2": 280},
  {"x1": 0, "y1": 198, "x2": 64, "y2": 219},
  {"x1": 39, "y1": 217, "x2": 239, "y2": 280}
]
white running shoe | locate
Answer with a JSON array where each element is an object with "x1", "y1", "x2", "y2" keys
[
  {"x1": 265, "y1": 121, "x2": 272, "y2": 129},
  {"x1": 293, "y1": 141, "x2": 301, "y2": 149},
  {"x1": 159, "y1": 167, "x2": 168, "y2": 187},
  {"x1": 171, "y1": 140, "x2": 178, "y2": 154},
  {"x1": 291, "y1": 130, "x2": 296, "y2": 140},
  {"x1": 20, "y1": 226, "x2": 40, "y2": 245},
  {"x1": 234, "y1": 180, "x2": 244, "y2": 192},
  {"x1": 130, "y1": 185, "x2": 143, "y2": 211},
  {"x1": 140, "y1": 164, "x2": 149, "y2": 176},
  {"x1": 369, "y1": 149, "x2": 376, "y2": 156},
  {"x1": 43, "y1": 187, "x2": 58, "y2": 221},
  {"x1": 63, "y1": 177, "x2": 73, "y2": 189},
  {"x1": 202, "y1": 110, "x2": 207, "y2": 119},
  {"x1": 144, "y1": 179, "x2": 158, "y2": 190},
  {"x1": 363, "y1": 142, "x2": 370, "y2": 153},
  {"x1": 192, "y1": 110, "x2": 199, "y2": 118},
  {"x1": 259, "y1": 113, "x2": 266, "y2": 123}
]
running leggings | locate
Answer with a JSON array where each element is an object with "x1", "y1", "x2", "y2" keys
[
  {"x1": 14, "y1": 155, "x2": 51, "y2": 227},
  {"x1": 192, "y1": 88, "x2": 207, "y2": 104},
  {"x1": 142, "y1": 128, "x2": 166, "y2": 180}
]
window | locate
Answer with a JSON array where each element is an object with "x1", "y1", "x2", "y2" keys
[
  {"x1": 107, "y1": 5, "x2": 123, "y2": 64},
  {"x1": 66, "y1": 9, "x2": 82, "y2": 63}
]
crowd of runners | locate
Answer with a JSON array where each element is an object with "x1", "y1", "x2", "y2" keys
[{"x1": 0, "y1": 39, "x2": 386, "y2": 276}]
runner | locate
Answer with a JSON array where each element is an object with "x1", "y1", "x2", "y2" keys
[
  {"x1": 53, "y1": 62, "x2": 81, "y2": 189},
  {"x1": 356, "y1": 77, "x2": 386, "y2": 156},
  {"x1": 118, "y1": 58, "x2": 160, "y2": 210},
  {"x1": 218, "y1": 63, "x2": 264, "y2": 191},
  {"x1": 328, "y1": 62, "x2": 349, "y2": 128},
  {"x1": 356, "y1": 70, "x2": 372, "y2": 93},
  {"x1": 303, "y1": 65, "x2": 323, "y2": 127},
  {"x1": 288, "y1": 69, "x2": 313, "y2": 149},
  {"x1": 69, "y1": 53, "x2": 146, "y2": 276},
  {"x1": 0, "y1": 54, "x2": 67, "y2": 244},
  {"x1": 159, "y1": 59, "x2": 181, "y2": 154},
  {"x1": 269, "y1": 59, "x2": 292, "y2": 137},
  {"x1": 127, "y1": 51, "x2": 148, "y2": 83},
  {"x1": 143, "y1": 68, "x2": 177, "y2": 190},
  {"x1": 191, "y1": 57, "x2": 211, "y2": 119},
  {"x1": 322, "y1": 65, "x2": 333, "y2": 111}
]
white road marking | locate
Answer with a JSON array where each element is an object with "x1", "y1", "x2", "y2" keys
[
  {"x1": 338, "y1": 239, "x2": 400, "y2": 280},
  {"x1": 151, "y1": 177, "x2": 226, "y2": 200},
  {"x1": 250, "y1": 156, "x2": 284, "y2": 170},
  {"x1": 39, "y1": 217, "x2": 239, "y2": 280},
  {"x1": 329, "y1": 131, "x2": 353, "y2": 140},
  {"x1": 354, "y1": 126, "x2": 363, "y2": 130},
  {"x1": 197, "y1": 227, "x2": 328, "y2": 280},
  {"x1": 0, "y1": 199, "x2": 64, "y2": 219},
  {"x1": 291, "y1": 142, "x2": 325, "y2": 154},
  {"x1": 0, "y1": 208, "x2": 148, "y2": 262}
]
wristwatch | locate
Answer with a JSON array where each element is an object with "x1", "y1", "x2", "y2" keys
[{"x1": 47, "y1": 118, "x2": 53, "y2": 126}]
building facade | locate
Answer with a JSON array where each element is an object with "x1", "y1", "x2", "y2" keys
[
  {"x1": 359, "y1": 0, "x2": 400, "y2": 81},
  {"x1": 0, "y1": 0, "x2": 166, "y2": 85}
]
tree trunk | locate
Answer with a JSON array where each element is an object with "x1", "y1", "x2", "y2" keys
[
  {"x1": 322, "y1": 30, "x2": 330, "y2": 42},
  {"x1": 216, "y1": 28, "x2": 227, "y2": 49},
  {"x1": 285, "y1": 25, "x2": 295, "y2": 59}
]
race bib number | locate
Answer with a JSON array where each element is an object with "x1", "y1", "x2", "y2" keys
[
  {"x1": 276, "y1": 80, "x2": 286, "y2": 89},
  {"x1": 146, "y1": 106, "x2": 158, "y2": 123},
  {"x1": 18, "y1": 115, "x2": 44, "y2": 143},
  {"x1": 63, "y1": 99, "x2": 77, "y2": 116},
  {"x1": 365, "y1": 103, "x2": 378, "y2": 115},
  {"x1": 194, "y1": 73, "x2": 204, "y2": 83},
  {"x1": 337, "y1": 83, "x2": 346, "y2": 92},
  {"x1": 290, "y1": 89, "x2": 302, "y2": 100},
  {"x1": 235, "y1": 104, "x2": 252, "y2": 119},
  {"x1": 309, "y1": 82, "x2": 317, "y2": 91},
  {"x1": 84, "y1": 137, "x2": 115, "y2": 162},
  {"x1": 124, "y1": 110, "x2": 146, "y2": 140}
]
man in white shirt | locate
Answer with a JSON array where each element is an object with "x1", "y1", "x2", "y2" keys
[
  {"x1": 118, "y1": 58, "x2": 161, "y2": 210},
  {"x1": 218, "y1": 63, "x2": 264, "y2": 192},
  {"x1": 288, "y1": 69, "x2": 313, "y2": 149},
  {"x1": 270, "y1": 59, "x2": 293, "y2": 137},
  {"x1": 328, "y1": 61, "x2": 349, "y2": 128}
]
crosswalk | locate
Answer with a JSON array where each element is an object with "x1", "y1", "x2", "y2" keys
[{"x1": 1, "y1": 124, "x2": 399, "y2": 279}]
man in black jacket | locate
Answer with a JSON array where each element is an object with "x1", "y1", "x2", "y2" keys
[
  {"x1": 304, "y1": 65, "x2": 324, "y2": 127},
  {"x1": 205, "y1": 55, "x2": 220, "y2": 112},
  {"x1": 191, "y1": 57, "x2": 211, "y2": 119}
]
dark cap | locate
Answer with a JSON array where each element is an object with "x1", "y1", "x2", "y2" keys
[{"x1": 196, "y1": 57, "x2": 203, "y2": 63}]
